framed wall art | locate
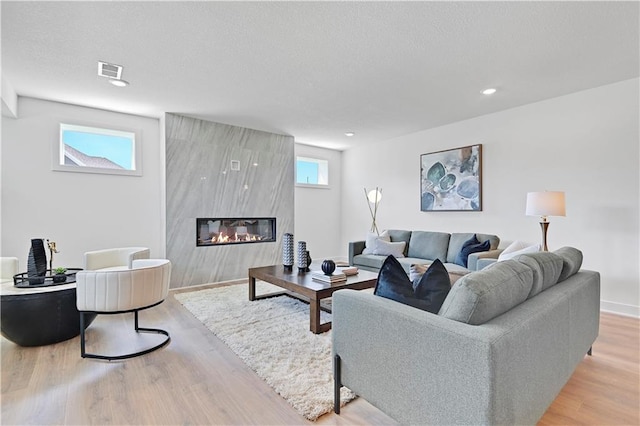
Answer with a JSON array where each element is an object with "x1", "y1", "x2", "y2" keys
[{"x1": 420, "y1": 144, "x2": 482, "y2": 211}]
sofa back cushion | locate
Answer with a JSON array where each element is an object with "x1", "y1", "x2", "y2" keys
[
  {"x1": 447, "y1": 233, "x2": 500, "y2": 264},
  {"x1": 438, "y1": 260, "x2": 533, "y2": 325},
  {"x1": 554, "y1": 247, "x2": 583, "y2": 282},
  {"x1": 407, "y1": 231, "x2": 450, "y2": 261},
  {"x1": 387, "y1": 230, "x2": 412, "y2": 256},
  {"x1": 512, "y1": 252, "x2": 563, "y2": 298}
]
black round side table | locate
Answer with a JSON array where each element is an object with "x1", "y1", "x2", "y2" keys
[{"x1": 1, "y1": 273, "x2": 96, "y2": 347}]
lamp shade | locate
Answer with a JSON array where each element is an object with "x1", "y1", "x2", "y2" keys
[
  {"x1": 526, "y1": 191, "x2": 566, "y2": 217},
  {"x1": 367, "y1": 189, "x2": 382, "y2": 204}
]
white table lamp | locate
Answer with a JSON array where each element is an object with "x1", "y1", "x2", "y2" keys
[{"x1": 526, "y1": 191, "x2": 566, "y2": 251}]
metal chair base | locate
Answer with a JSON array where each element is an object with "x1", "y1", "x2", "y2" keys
[{"x1": 80, "y1": 302, "x2": 170, "y2": 361}]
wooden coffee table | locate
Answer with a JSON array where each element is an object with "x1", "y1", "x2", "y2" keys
[{"x1": 248, "y1": 265, "x2": 378, "y2": 334}]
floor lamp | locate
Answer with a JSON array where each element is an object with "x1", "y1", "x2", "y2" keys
[
  {"x1": 525, "y1": 191, "x2": 566, "y2": 251},
  {"x1": 365, "y1": 187, "x2": 382, "y2": 235}
]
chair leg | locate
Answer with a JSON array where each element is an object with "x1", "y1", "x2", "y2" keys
[
  {"x1": 81, "y1": 308, "x2": 170, "y2": 361},
  {"x1": 80, "y1": 312, "x2": 87, "y2": 358}
]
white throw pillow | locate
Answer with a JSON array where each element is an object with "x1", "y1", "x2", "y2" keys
[
  {"x1": 372, "y1": 239, "x2": 406, "y2": 258},
  {"x1": 498, "y1": 242, "x2": 540, "y2": 261},
  {"x1": 499, "y1": 240, "x2": 532, "y2": 257},
  {"x1": 362, "y1": 230, "x2": 390, "y2": 255}
]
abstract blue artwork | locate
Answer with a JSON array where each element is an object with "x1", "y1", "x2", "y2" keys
[{"x1": 420, "y1": 144, "x2": 482, "y2": 211}]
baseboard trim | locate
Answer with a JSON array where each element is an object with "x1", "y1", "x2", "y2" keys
[{"x1": 601, "y1": 300, "x2": 640, "y2": 318}]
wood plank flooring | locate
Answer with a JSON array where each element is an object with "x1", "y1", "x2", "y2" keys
[{"x1": 2, "y1": 282, "x2": 638, "y2": 425}]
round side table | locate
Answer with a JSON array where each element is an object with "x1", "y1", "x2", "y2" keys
[{"x1": 1, "y1": 273, "x2": 96, "y2": 347}]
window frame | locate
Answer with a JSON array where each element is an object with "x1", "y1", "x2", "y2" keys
[
  {"x1": 53, "y1": 123, "x2": 142, "y2": 176},
  {"x1": 295, "y1": 156, "x2": 330, "y2": 188}
]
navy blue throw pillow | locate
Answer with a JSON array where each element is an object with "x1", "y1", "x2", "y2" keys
[
  {"x1": 374, "y1": 256, "x2": 451, "y2": 314},
  {"x1": 413, "y1": 259, "x2": 451, "y2": 311},
  {"x1": 455, "y1": 234, "x2": 491, "y2": 267}
]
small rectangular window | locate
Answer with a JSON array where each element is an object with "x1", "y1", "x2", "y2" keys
[
  {"x1": 296, "y1": 156, "x2": 328, "y2": 187},
  {"x1": 53, "y1": 123, "x2": 141, "y2": 176}
]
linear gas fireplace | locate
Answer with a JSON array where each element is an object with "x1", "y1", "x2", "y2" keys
[{"x1": 197, "y1": 218, "x2": 276, "y2": 247}]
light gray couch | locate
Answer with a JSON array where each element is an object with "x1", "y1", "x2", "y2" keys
[
  {"x1": 349, "y1": 230, "x2": 501, "y2": 274},
  {"x1": 333, "y1": 247, "x2": 600, "y2": 425}
]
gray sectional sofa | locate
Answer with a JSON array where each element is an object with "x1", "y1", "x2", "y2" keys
[
  {"x1": 333, "y1": 247, "x2": 600, "y2": 425},
  {"x1": 349, "y1": 230, "x2": 501, "y2": 274}
]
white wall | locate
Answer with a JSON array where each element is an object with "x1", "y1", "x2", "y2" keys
[
  {"x1": 341, "y1": 78, "x2": 640, "y2": 317},
  {"x1": 1, "y1": 97, "x2": 163, "y2": 269},
  {"x1": 294, "y1": 143, "x2": 343, "y2": 261}
]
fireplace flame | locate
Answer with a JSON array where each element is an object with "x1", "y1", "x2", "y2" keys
[{"x1": 210, "y1": 231, "x2": 262, "y2": 244}]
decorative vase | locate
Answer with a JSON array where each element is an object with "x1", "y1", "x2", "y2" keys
[
  {"x1": 321, "y1": 259, "x2": 336, "y2": 275},
  {"x1": 27, "y1": 238, "x2": 47, "y2": 285},
  {"x1": 305, "y1": 251, "x2": 312, "y2": 272},
  {"x1": 283, "y1": 233, "x2": 294, "y2": 269},
  {"x1": 297, "y1": 241, "x2": 307, "y2": 272},
  {"x1": 53, "y1": 274, "x2": 67, "y2": 284}
]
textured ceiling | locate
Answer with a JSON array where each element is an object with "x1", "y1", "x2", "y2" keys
[{"x1": 2, "y1": 1, "x2": 638, "y2": 150}]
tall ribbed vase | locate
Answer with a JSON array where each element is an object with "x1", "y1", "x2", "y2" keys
[
  {"x1": 27, "y1": 238, "x2": 47, "y2": 285},
  {"x1": 297, "y1": 241, "x2": 307, "y2": 272},
  {"x1": 283, "y1": 233, "x2": 294, "y2": 269}
]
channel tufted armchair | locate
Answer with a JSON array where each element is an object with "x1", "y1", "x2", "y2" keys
[
  {"x1": 76, "y1": 258, "x2": 171, "y2": 360},
  {"x1": 83, "y1": 247, "x2": 150, "y2": 271}
]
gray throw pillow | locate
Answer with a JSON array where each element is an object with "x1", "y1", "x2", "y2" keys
[
  {"x1": 554, "y1": 247, "x2": 583, "y2": 281},
  {"x1": 512, "y1": 252, "x2": 563, "y2": 297},
  {"x1": 372, "y1": 240, "x2": 406, "y2": 258},
  {"x1": 438, "y1": 260, "x2": 533, "y2": 325}
]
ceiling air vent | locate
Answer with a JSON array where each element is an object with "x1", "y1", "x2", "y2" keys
[{"x1": 97, "y1": 61, "x2": 123, "y2": 79}]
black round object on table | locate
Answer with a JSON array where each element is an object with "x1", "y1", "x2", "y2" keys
[{"x1": 321, "y1": 259, "x2": 336, "y2": 275}]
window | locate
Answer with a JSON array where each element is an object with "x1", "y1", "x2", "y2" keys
[
  {"x1": 296, "y1": 156, "x2": 328, "y2": 187},
  {"x1": 53, "y1": 123, "x2": 141, "y2": 176}
]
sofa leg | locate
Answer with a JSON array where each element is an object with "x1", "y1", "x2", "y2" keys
[
  {"x1": 587, "y1": 346, "x2": 592, "y2": 356},
  {"x1": 334, "y1": 354, "x2": 342, "y2": 414}
]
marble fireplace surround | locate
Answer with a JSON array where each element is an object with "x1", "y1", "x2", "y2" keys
[{"x1": 166, "y1": 113, "x2": 294, "y2": 288}]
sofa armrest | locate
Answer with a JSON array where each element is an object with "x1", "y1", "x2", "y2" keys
[
  {"x1": 467, "y1": 248, "x2": 503, "y2": 271},
  {"x1": 476, "y1": 258, "x2": 498, "y2": 270},
  {"x1": 348, "y1": 241, "x2": 365, "y2": 266}
]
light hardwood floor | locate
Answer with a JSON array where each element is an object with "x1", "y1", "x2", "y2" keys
[{"x1": 2, "y1": 283, "x2": 639, "y2": 425}]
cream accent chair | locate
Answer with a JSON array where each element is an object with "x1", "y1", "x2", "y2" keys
[
  {"x1": 83, "y1": 247, "x2": 150, "y2": 271},
  {"x1": 1, "y1": 257, "x2": 19, "y2": 284},
  {"x1": 76, "y1": 258, "x2": 171, "y2": 360}
]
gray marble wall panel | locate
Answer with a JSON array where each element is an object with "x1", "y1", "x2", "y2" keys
[{"x1": 166, "y1": 114, "x2": 294, "y2": 288}]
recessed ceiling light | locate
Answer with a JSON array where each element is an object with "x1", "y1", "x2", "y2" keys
[
  {"x1": 345, "y1": 132, "x2": 355, "y2": 137},
  {"x1": 253, "y1": 162, "x2": 259, "y2": 167},
  {"x1": 109, "y1": 79, "x2": 129, "y2": 87},
  {"x1": 482, "y1": 88, "x2": 497, "y2": 95}
]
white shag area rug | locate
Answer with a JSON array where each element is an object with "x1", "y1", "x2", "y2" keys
[{"x1": 174, "y1": 282, "x2": 356, "y2": 421}]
